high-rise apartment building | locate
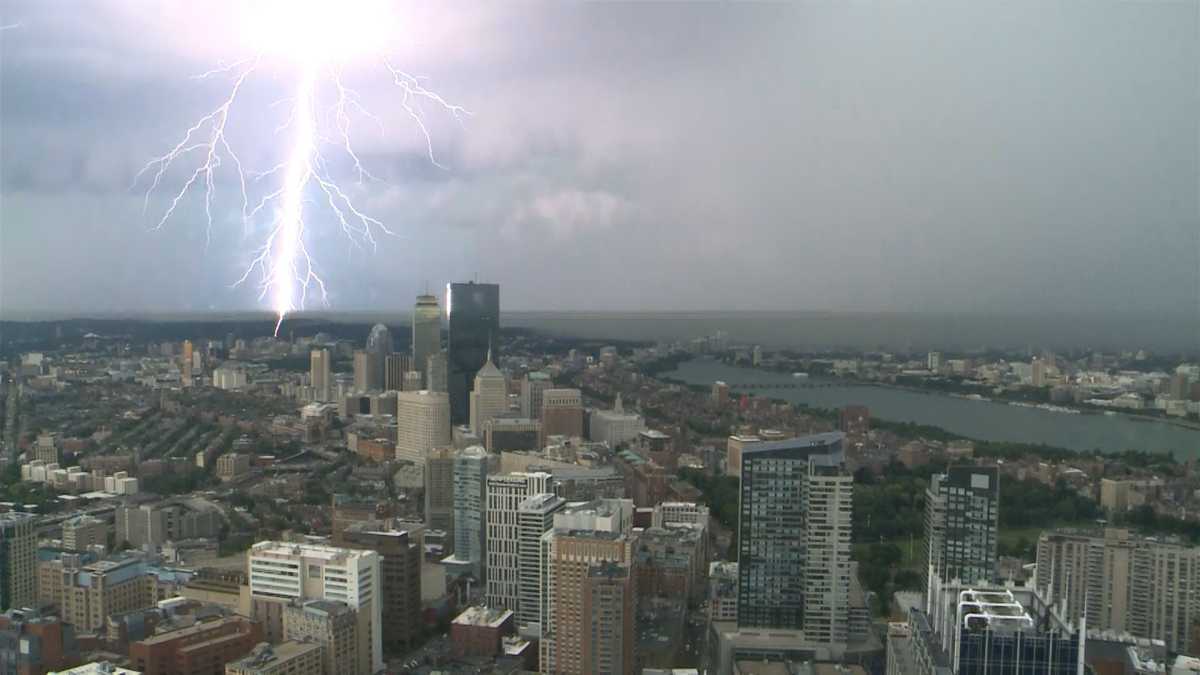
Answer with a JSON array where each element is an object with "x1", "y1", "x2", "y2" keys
[
  {"x1": 338, "y1": 522, "x2": 424, "y2": 651},
  {"x1": 924, "y1": 466, "x2": 999, "y2": 588},
  {"x1": 282, "y1": 600, "x2": 359, "y2": 675},
  {"x1": 447, "y1": 281, "x2": 500, "y2": 425},
  {"x1": 469, "y1": 351, "x2": 507, "y2": 436},
  {"x1": 539, "y1": 499, "x2": 636, "y2": 675},
  {"x1": 310, "y1": 349, "x2": 331, "y2": 401},
  {"x1": 394, "y1": 390, "x2": 451, "y2": 466},
  {"x1": 578, "y1": 562, "x2": 636, "y2": 674},
  {"x1": 520, "y1": 371, "x2": 552, "y2": 420},
  {"x1": 540, "y1": 388, "x2": 583, "y2": 444},
  {"x1": 425, "y1": 447, "x2": 456, "y2": 551},
  {"x1": 0, "y1": 513, "x2": 36, "y2": 610},
  {"x1": 444, "y1": 446, "x2": 497, "y2": 581},
  {"x1": 516, "y1": 493, "x2": 564, "y2": 627},
  {"x1": 247, "y1": 541, "x2": 382, "y2": 674},
  {"x1": 736, "y1": 433, "x2": 851, "y2": 646},
  {"x1": 485, "y1": 472, "x2": 554, "y2": 612},
  {"x1": 412, "y1": 294, "x2": 441, "y2": 387},
  {"x1": 1036, "y1": 527, "x2": 1200, "y2": 653}
]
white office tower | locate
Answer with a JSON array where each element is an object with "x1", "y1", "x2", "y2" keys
[
  {"x1": 395, "y1": 390, "x2": 451, "y2": 466},
  {"x1": 248, "y1": 541, "x2": 383, "y2": 675},
  {"x1": 485, "y1": 472, "x2": 555, "y2": 613},
  {"x1": 469, "y1": 350, "x2": 507, "y2": 437}
]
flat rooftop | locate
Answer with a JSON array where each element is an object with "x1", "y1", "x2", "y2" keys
[{"x1": 453, "y1": 605, "x2": 513, "y2": 628}]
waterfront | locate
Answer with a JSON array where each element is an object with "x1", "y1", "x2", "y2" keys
[{"x1": 665, "y1": 358, "x2": 1200, "y2": 457}]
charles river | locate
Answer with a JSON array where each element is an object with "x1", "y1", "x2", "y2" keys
[{"x1": 665, "y1": 358, "x2": 1200, "y2": 457}]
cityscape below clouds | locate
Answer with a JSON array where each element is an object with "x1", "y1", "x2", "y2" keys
[{"x1": 1, "y1": 2, "x2": 1198, "y2": 674}]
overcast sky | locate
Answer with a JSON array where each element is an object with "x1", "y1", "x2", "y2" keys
[{"x1": 1, "y1": 1, "x2": 1197, "y2": 317}]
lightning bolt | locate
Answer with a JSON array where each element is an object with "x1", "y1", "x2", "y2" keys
[{"x1": 136, "y1": 47, "x2": 468, "y2": 335}]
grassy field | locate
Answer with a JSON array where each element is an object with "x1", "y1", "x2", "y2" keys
[{"x1": 854, "y1": 525, "x2": 1074, "y2": 572}]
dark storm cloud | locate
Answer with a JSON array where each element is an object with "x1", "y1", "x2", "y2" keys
[{"x1": 1, "y1": 1, "x2": 1197, "y2": 317}]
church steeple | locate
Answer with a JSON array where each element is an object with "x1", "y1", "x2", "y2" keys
[{"x1": 614, "y1": 392, "x2": 623, "y2": 413}]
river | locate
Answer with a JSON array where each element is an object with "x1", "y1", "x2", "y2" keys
[{"x1": 664, "y1": 358, "x2": 1200, "y2": 457}]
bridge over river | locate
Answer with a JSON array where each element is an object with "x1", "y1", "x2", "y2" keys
[{"x1": 720, "y1": 381, "x2": 840, "y2": 390}]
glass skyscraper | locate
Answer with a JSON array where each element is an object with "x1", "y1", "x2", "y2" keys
[
  {"x1": 736, "y1": 432, "x2": 852, "y2": 642},
  {"x1": 925, "y1": 465, "x2": 1000, "y2": 588},
  {"x1": 446, "y1": 281, "x2": 499, "y2": 424}
]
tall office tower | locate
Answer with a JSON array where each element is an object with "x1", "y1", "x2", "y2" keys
[
  {"x1": 737, "y1": 433, "x2": 851, "y2": 646},
  {"x1": 485, "y1": 472, "x2": 554, "y2": 613},
  {"x1": 469, "y1": 350, "x2": 507, "y2": 436},
  {"x1": 447, "y1": 281, "x2": 500, "y2": 425},
  {"x1": 426, "y1": 351, "x2": 449, "y2": 393},
  {"x1": 540, "y1": 499, "x2": 636, "y2": 675},
  {"x1": 338, "y1": 524, "x2": 424, "y2": 651},
  {"x1": 1036, "y1": 527, "x2": 1200, "y2": 653},
  {"x1": 366, "y1": 323, "x2": 393, "y2": 386},
  {"x1": 924, "y1": 465, "x2": 999, "y2": 589},
  {"x1": 540, "y1": 388, "x2": 584, "y2": 444},
  {"x1": 444, "y1": 446, "x2": 498, "y2": 581},
  {"x1": 384, "y1": 354, "x2": 413, "y2": 391},
  {"x1": 412, "y1": 294, "x2": 441, "y2": 386},
  {"x1": 282, "y1": 600, "x2": 359, "y2": 675},
  {"x1": 515, "y1": 493, "x2": 564, "y2": 627},
  {"x1": 352, "y1": 350, "x2": 382, "y2": 393},
  {"x1": 0, "y1": 513, "x2": 35, "y2": 610},
  {"x1": 520, "y1": 371, "x2": 552, "y2": 420},
  {"x1": 394, "y1": 390, "x2": 451, "y2": 466},
  {"x1": 247, "y1": 541, "x2": 383, "y2": 674},
  {"x1": 310, "y1": 349, "x2": 331, "y2": 402},
  {"x1": 181, "y1": 340, "x2": 194, "y2": 385},
  {"x1": 425, "y1": 447, "x2": 456, "y2": 552}
]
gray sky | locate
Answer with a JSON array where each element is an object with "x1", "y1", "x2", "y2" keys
[{"x1": 1, "y1": 1, "x2": 1197, "y2": 317}]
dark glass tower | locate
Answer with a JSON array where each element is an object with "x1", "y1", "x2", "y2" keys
[
  {"x1": 446, "y1": 281, "x2": 500, "y2": 424},
  {"x1": 736, "y1": 432, "x2": 851, "y2": 641},
  {"x1": 924, "y1": 465, "x2": 999, "y2": 587}
]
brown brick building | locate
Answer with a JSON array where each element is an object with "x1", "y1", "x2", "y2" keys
[
  {"x1": 338, "y1": 522, "x2": 423, "y2": 651},
  {"x1": 449, "y1": 606, "x2": 514, "y2": 659},
  {"x1": 129, "y1": 615, "x2": 262, "y2": 675}
]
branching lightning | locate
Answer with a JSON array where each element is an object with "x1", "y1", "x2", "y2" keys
[{"x1": 135, "y1": 4, "x2": 467, "y2": 335}]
